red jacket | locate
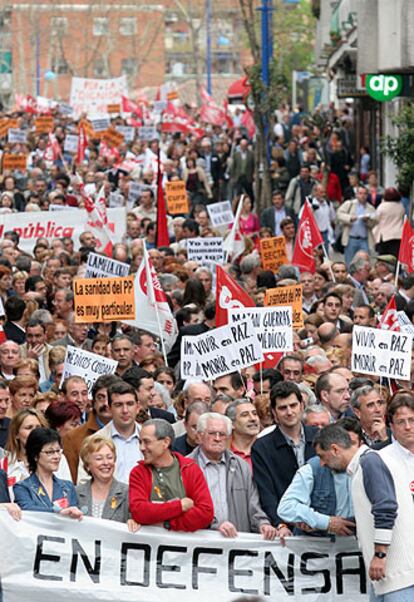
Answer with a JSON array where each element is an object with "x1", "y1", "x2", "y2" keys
[{"x1": 129, "y1": 452, "x2": 214, "y2": 532}]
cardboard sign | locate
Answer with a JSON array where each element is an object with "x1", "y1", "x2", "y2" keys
[
  {"x1": 107, "y1": 103, "x2": 121, "y2": 114},
  {"x1": 265, "y1": 284, "x2": 304, "y2": 329},
  {"x1": 352, "y1": 326, "x2": 411, "y2": 381},
  {"x1": 397, "y1": 311, "x2": 414, "y2": 338},
  {"x1": 73, "y1": 276, "x2": 135, "y2": 323},
  {"x1": 115, "y1": 125, "x2": 135, "y2": 143},
  {"x1": 165, "y1": 181, "x2": 189, "y2": 215},
  {"x1": 260, "y1": 236, "x2": 288, "y2": 272},
  {"x1": 187, "y1": 237, "x2": 224, "y2": 265},
  {"x1": 61, "y1": 345, "x2": 118, "y2": 396},
  {"x1": 207, "y1": 201, "x2": 234, "y2": 228},
  {"x1": 7, "y1": 129, "x2": 27, "y2": 144},
  {"x1": 35, "y1": 116, "x2": 54, "y2": 133},
  {"x1": 85, "y1": 252, "x2": 130, "y2": 279},
  {"x1": 181, "y1": 320, "x2": 263, "y2": 380},
  {"x1": 2, "y1": 154, "x2": 27, "y2": 171},
  {"x1": 138, "y1": 126, "x2": 158, "y2": 140},
  {"x1": 70, "y1": 75, "x2": 128, "y2": 117},
  {"x1": 63, "y1": 134, "x2": 79, "y2": 154},
  {"x1": 90, "y1": 117, "x2": 110, "y2": 133},
  {"x1": 102, "y1": 128, "x2": 125, "y2": 148},
  {"x1": 228, "y1": 306, "x2": 293, "y2": 353}
]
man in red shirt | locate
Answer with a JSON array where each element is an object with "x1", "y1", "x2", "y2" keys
[{"x1": 129, "y1": 418, "x2": 214, "y2": 532}]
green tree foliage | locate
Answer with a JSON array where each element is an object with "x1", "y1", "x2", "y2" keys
[{"x1": 382, "y1": 102, "x2": 414, "y2": 190}]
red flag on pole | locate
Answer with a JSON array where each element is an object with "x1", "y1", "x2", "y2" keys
[
  {"x1": 76, "y1": 123, "x2": 88, "y2": 165},
  {"x1": 378, "y1": 295, "x2": 400, "y2": 331},
  {"x1": 398, "y1": 217, "x2": 414, "y2": 273},
  {"x1": 292, "y1": 200, "x2": 324, "y2": 273},
  {"x1": 156, "y1": 169, "x2": 169, "y2": 247},
  {"x1": 215, "y1": 265, "x2": 255, "y2": 327}
]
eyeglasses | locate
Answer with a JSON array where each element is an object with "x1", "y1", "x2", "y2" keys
[
  {"x1": 40, "y1": 448, "x2": 63, "y2": 457},
  {"x1": 393, "y1": 417, "x2": 414, "y2": 428},
  {"x1": 206, "y1": 431, "x2": 228, "y2": 439}
]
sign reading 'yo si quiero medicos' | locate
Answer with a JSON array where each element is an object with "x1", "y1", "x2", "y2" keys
[{"x1": 366, "y1": 74, "x2": 403, "y2": 101}]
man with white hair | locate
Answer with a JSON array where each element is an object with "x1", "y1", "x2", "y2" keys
[{"x1": 189, "y1": 412, "x2": 277, "y2": 539}]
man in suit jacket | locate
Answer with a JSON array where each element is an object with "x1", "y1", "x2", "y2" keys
[
  {"x1": 252, "y1": 381, "x2": 317, "y2": 536},
  {"x1": 20, "y1": 319, "x2": 52, "y2": 383},
  {"x1": 260, "y1": 190, "x2": 296, "y2": 235},
  {"x1": 3, "y1": 297, "x2": 26, "y2": 344},
  {"x1": 230, "y1": 138, "x2": 255, "y2": 200}
]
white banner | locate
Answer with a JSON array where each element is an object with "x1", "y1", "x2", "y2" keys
[
  {"x1": 7, "y1": 128, "x2": 27, "y2": 144},
  {"x1": 0, "y1": 208, "x2": 126, "y2": 254},
  {"x1": 63, "y1": 134, "x2": 78, "y2": 154},
  {"x1": 187, "y1": 237, "x2": 224, "y2": 265},
  {"x1": 207, "y1": 201, "x2": 234, "y2": 228},
  {"x1": 352, "y1": 326, "x2": 411, "y2": 380},
  {"x1": 85, "y1": 252, "x2": 130, "y2": 279},
  {"x1": 115, "y1": 126, "x2": 135, "y2": 143},
  {"x1": 90, "y1": 117, "x2": 111, "y2": 132},
  {"x1": 138, "y1": 126, "x2": 158, "y2": 141},
  {"x1": 229, "y1": 306, "x2": 293, "y2": 353},
  {"x1": 0, "y1": 512, "x2": 369, "y2": 602},
  {"x1": 69, "y1": 76, "x2": 128, "y2": 117},
  {"x1": 181, "y1": 320, "x2": 263, "y2": 380},
  {"x1": 61, "y1": 345, "x2": 118, "y2": 395},
  {"x1": 397, "y1": 311, "x2": 414, "y2": 338}
]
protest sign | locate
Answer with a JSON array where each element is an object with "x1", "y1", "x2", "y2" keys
[
  {"x1": 0, "y1": 512, "x2": 369, "y2": 602},
  {"x1": 0, "y1": 207, "x2": 126, "y2": 254},
  {"x1": 70, "y1": 75, "x2": 128, "y2": 117},
  {"x1": 90, "y1": 117, "x2": 111, "y2": 133},
  {"x1": 107, "y1": 103, "x2": 121, "y2": 113},
  {"x1": 181, "y1": 320, "x2": 263, "y2": 380},
  {"x1": 352, "y1": 326, "x2": 411, "y2": 380},
  {"x1": 165, "y1": 181, "x2": 189, "y2": 214},
  {"x1": 2, "y1": 153, "x2": 27, "y2": 171},
  {"x1": 265, "y1": 284, "x2": 304, "y2": 328},
  {"x1": 61, "y1": 345, "x2": 118, "y2": 395},
  {"x1": 63, "y1": 134, "x2": 79, "y2": 154},
  {"x1": 207, "y1": 201, "x2": 234, "y2": 227},
  {"x1": 397, "y1": 311, "x2": 414, "y2": 338},
  {"x1": 187, "y1": 237, "x2": 224, "y2": 265},
  {"x1": 260, "y1": 236, "x2": 288, "y2": 272},
  {"x1": 85, "y1": 252, "x2": 130, "y2": 279},
  {"x1": 138, "y1": 125, "x2": 158, "y2": 140},
  {"x1": 102, "y1": 128, "x2": 125, "y2": 148},
  {"x1": 0, "y1": 118, "x2": 17, "y2": 138},
  {"x1": 34, "y1": 116, "x2": 54, "y2": 133},
  {"x1": 74, "y1": 276, "x2": 135, "y2": 323},
  {"x1": 7, "y1": 128, "x2": 27, "y2": 144},
  {"x1": 153, "y1": 99, "x2": 167, "y2": 112},
  {"x1": 115, "y1": 125, "x2": 135, "y2": 143},
  {"x1": 228, "y1": 306, "x2": 293, "y2": 353}
]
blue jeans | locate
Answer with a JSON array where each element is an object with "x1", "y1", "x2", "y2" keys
[
  {"x1": 370, "y1": 584, "x2": 414, "y2": 602},
  {"x1": 345, "y1": 236, "x2": 369, "y2": 267}
]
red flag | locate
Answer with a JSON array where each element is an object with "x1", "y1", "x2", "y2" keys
[
  {"x1": 215, "y1": 265, "x2": 255, "y2": 327},
  {"x1": 241, "y1": 109, "x2": 256, "y2": 138},
  {"x1": 43, "y1": 133, "x2": 61, "y2": 163},
  {"x1": 76, "y1": 123, "x2": 88, "y2": 165},
  {"x1": 121, "y1": 95, "x2": 143, "y2": 119},
  {"x1": 292, "y1": 200, "x2": 324, "y2": 273},
  {"x1": 156, "y1": 171, "x2": 169, "y2": 247},
  {"x1": 0, "y1": 324, "x2": 6, "y2": 344},
  {"x1": 398, "y1": 217, "x2": 414, "y2": 273},
  {"x1": 378, "y1": 295, "x2": 400, "y2": 331},
  {"x1": 79, "y1": 183, "x2": 113, "y2": 256},
  {"x1": 199, "y1": 87, "x2": 227, "y2": 127}
]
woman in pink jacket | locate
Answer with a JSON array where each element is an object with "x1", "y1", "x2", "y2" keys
[{"x1": 373, "y1": 187, "x2": 405, "y2": 258}]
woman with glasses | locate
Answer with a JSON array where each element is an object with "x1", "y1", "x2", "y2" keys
[{"x1": 13, "y1": 427, "x2": 82, "y2": 518}]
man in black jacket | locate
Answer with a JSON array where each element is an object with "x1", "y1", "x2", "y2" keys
[{"x1": 252, "y1": 381, "x2": 317, "y2": 536}]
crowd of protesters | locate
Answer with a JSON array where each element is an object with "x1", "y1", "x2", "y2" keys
[{"x1": 0, "y1": 99, "x2": 412, "y2": 602}]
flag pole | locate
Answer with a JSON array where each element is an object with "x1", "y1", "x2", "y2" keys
[
  {"x1": 143, "y1": 246, "x2": 169, "y2": 366},
  {"x1": 394, "y1": 261, "x2": 400, "y2": 290}
]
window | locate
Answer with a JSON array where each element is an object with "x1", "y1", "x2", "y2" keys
[
  {"x1": 93, "y1": 58, "x2": 107, "y2": 77},
  {"x1": 121, "y1": 59, "x2": 137, "y2": 76},
  {"x1": 51, "y1": 17, "x2": 68, "y2": 35},
  {"x1": 119, "y1": 17, "x2": 136, "y2": 36},
  {"x1": 93, "y1": 17, "x2": 109, "y2": 36},
  {"x1": 51, "y1": 56, "x2": 69, "y2": 74}
]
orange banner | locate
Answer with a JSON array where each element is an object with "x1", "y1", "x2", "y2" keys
[
  {"x1": 73, "y1": 276, "x2": 136, "y2": 323},
  {"x1": 265, "y1": 284, "x2": 303, "y2": 329},
  {"x1": 2, "y1": 154, "x2": 27, "y2": 171},
  {"x1": 260, "y1": 236, "x2": 288, "y2": 272},
  {"x1": 0, "y1": 119, "x2": 18, "y2": 138},
  {"x1": 165, "y1": 181, "x2": 189, "y2": 215},
  {"x1": 35, "y1": 116, "x2": 54, "y2": 134},
  {"x1": 101, "y1": 128, "x2": 125, "y2": 148},
  {"x1": 107, "y1": 104, "x2": 121, "y2": 114}
]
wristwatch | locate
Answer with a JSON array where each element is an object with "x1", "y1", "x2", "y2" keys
[{"x1": 374, "y1": 552, "x2": 387, "y2": 559}]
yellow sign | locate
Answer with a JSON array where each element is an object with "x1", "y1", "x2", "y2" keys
[
  {"x1": 165, "y1": 181, "x2": 189, "y2": 215},
  {"x1": 260, "y1": 236, "x2": 288, "y2": 272},
  {"x1": 265, "y1": 284, "x2": 303, "y2": 329},
  {"x1": 73, "y1": 276, "x2": 136, "y2": 323}
]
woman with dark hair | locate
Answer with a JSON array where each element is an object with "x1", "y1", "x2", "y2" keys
[
  {"x1": 0, "y1": 265, "x2": 12, "y2": 304},
  {"x1": 13, "y1": 428, "x2": 81, "y2": 517},
  {"x1": 45, "y1": 401, "x2": 81, "y2": 437},
  {"x1": 373, "y1": 187, "x2": 405, "y2": 258},
  {"x1": 154, "y1": 367, "x2": 176, "y2": 396},
  {"x1": 182, "y1": 278, "x2": 207, "y2": 308}
]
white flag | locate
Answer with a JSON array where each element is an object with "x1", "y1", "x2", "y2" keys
[{"x1": 223, "y1": 195, "x2": 245, "y2": 262}]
